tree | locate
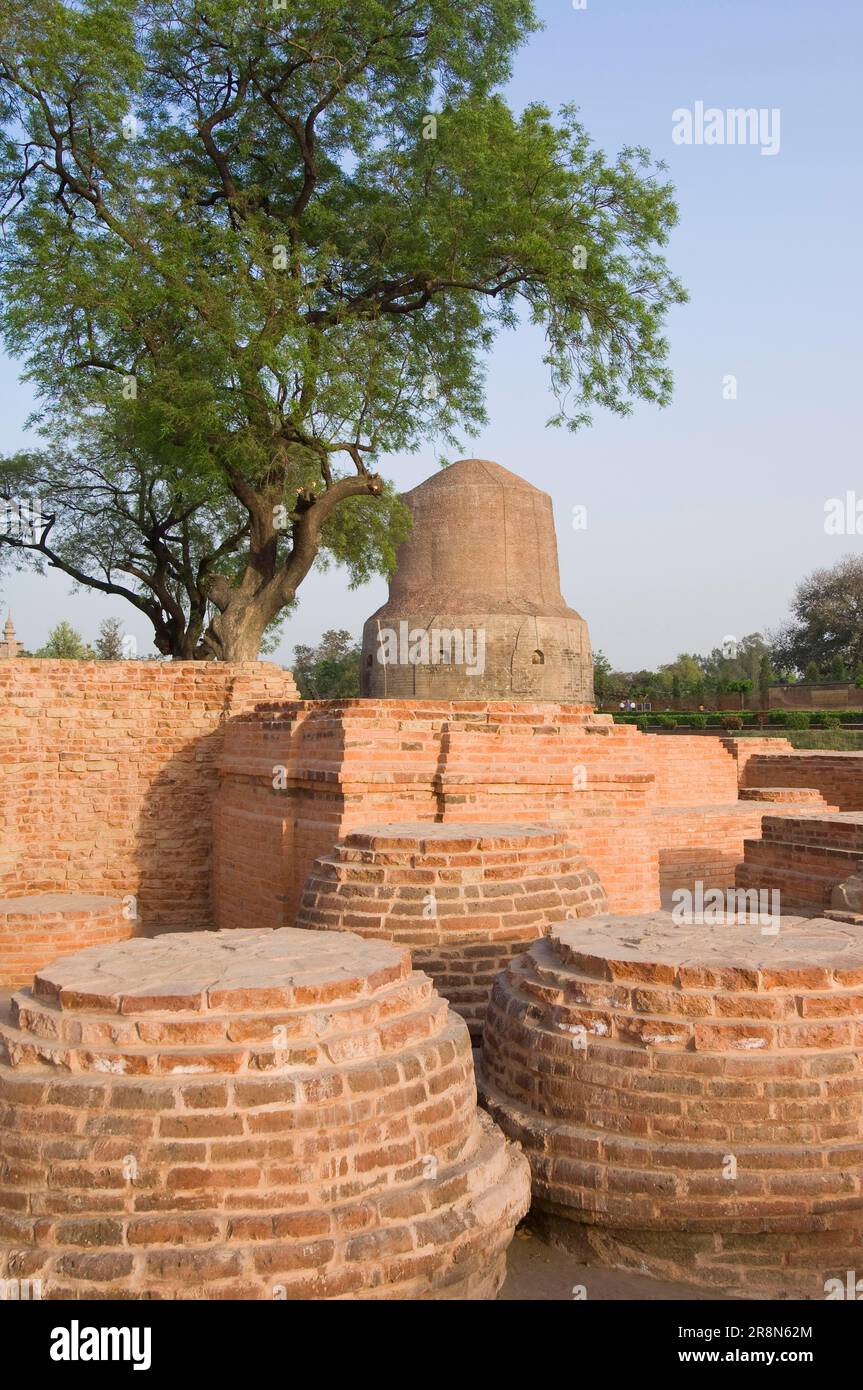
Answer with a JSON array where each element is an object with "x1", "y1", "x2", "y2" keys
[
  {"x1": 0, "y1": 0, "x2": 685, "y2": 659},
  {"x1": 700, "y1": 633, "x2": 771, "y2": 691},
  {"x1": 804, "y1": 661, "x2": 820, "y2": 684},
  {"x1": 35, "y1": 621, "x2": 94, "y2": 658},
  {"x1": 94, "y1": 616, "x2": 126, "y2": 660},
  {"x1": 293, "y1": 629, "x2": 360, "y2": 698},
  {"x1": 758, "y1": 652, "x2": 773, "y2": 708},
  {"x1": 592, "y1": 649, "x2": 612, "y2": 702},
  {"x1": 772, "y1": 556, "x2": 863, "y2": 677},
  {"x1": 830, "y1": 653, "x2": 847, "y2": 681}
]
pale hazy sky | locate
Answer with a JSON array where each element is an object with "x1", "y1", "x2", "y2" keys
[{"x1": 1, "y1": 0, "x2": 861, "y2": 669}]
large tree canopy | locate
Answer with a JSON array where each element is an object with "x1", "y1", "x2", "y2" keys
[
  {"x1": 771, "y1": 555, "x2": 863, "y2": 677},
  {"x1": 0, "y1": 0, "x2": 686, "y2": 658}
]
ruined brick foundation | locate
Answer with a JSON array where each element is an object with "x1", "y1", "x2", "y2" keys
[
  {"x1": 296, "y1": 822, "x2": 607, "y2": 1040},
  {"x1": 478, "y1": 912, "x2": 863, "y2": 1299},
  {"x1": 0, "y1": 929, "x2": 530, "y2": 1300}
]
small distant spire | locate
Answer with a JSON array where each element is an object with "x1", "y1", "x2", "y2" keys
[{"x1": 1, "y1": 609, "x2": 20, "y2": 658}]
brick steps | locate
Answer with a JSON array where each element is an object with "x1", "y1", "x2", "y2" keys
[
  {"x1": 737, "y1": 813, "x2": 863, "y2": 914},
  {"x1": 740, "y1": 752, "x2": 863, "y2": 812},
  {"x1": 739, "y1": 786, "x2": 831, "y2": 805}
]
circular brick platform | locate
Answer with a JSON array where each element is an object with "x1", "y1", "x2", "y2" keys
[
  {"x1": 0, "y1": 893, "x2": 131, "y2": 989},
  {"x1": 296, "y1": 822, "x2": 607, "y2": 1040},
  {"x1": 0, "y1": 928, "x2": 529, "y2": 1299},
  {"x1": 478, "y1": 910, "x2": 863, "y2": 1298}
]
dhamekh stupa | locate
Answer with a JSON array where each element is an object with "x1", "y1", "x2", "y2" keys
[{"x1": 361, "y1": 458, "x2": 594, "y2": 701}]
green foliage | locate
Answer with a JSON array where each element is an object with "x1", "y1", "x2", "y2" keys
[
  {"x1": 592, "y1": 649, "x2": 612, "y2": 700},
  {"x1": 0, "y1": 0, "x2": 686, "y2": 657},
  {"x1": 35, "y1": 621, "x2": 94, "y2": 658},
  {"x1": 94, "y1": 617, "x2": 126, "y2": 660},
  {"x1": 830, "y1": 653, "x2": 847, "y2": 681},
  {"x1": 772, "y1": 556, "x2": 863, "y2": 677},
  {"x1": 811, "y1": 712, "x2": 841, "y2": 729},
  {"x1": 784, "y1": 711, "x2": 811, "y2": 730},
  {"x1": 292, "y1": 628, "x2": 360, "y2": 698},
  {"x1": 804, "y1": 661, "x2": 820, "y2": 683},
  {"x1": 758, "y1": 652, "x2": 773, "y2": 699}
]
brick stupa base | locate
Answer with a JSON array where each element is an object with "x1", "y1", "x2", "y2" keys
[
  {"x1": 0, "y1": 894, "x2": 131, "y2": 989},
  {"x1": 296, "y1": 822, "x2": 607, "y2": 1040},
  {"x1": 478, "y1": 911, "x2": 863, "y2": 1299},
  {"x1": 0, "y1": 929, "x2": 530, "y2": 1300}
]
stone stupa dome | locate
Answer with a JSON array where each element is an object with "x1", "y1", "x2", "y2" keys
[{"x1": 361, "y1": 458, "x2": 593, "y2": 702}]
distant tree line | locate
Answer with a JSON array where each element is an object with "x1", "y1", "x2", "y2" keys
[{"x1": 594, "y1": 554, "x2": 863, "y2": 704}]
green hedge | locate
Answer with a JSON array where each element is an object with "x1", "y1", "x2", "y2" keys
[{"x1": 612, "y1": 709, "x2": 863, "y2": 729}]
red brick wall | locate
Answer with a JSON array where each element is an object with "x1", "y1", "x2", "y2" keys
[
  {"x1": 213, "y1": 702, "x2": 660, "y2": 927},
  {"x1": 0, "y1": 660, "x2": 297, "y2": 932},
  {"x1": 215, "y1": 704, "x2": 792, "y2": 930},
  {"x1": 740, "y1": 751, "x2": 863, "y2": 811},
  {"x1": 647, "y1": 735, "x2": 739, "y2": 807}
]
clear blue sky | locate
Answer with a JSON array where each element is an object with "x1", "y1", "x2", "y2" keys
[{"x1": 1, "y1": 0, "x2": 861, "y2": 669}]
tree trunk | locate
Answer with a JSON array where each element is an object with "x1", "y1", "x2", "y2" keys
[{"x1": 202, "y1": 593, "x2": 275, "y2": 661}]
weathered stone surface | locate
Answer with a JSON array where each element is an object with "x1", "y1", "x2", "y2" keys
[
  {"x1": 831, "y1": 872, "x2": 863, "y2": 914},
  {"x1": 296, "y1": 822, "x2": 607, "y2": 1039},
  {"x1": 0, "y1": 928, "x2": 530, "y2": 1300},
  {"x1": 360, "y1": 459, "x2": 593, "y2": 702},
  {"x1": 478, "y1": 911, "x2": 863, "y2": 1299}
]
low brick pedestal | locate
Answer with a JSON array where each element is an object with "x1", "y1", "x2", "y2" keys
[
  {"x1": 0, "y1": 893, "x2": 131, "y2": 988},
  {"x1": 0, "y1": 928, "x2": 529, "y2": 1300},
  {"x1": 296, "y1": 822, "x2": 607, "y2": 1039},
  {"x1": 478, "y1": 911, "x2": 863, "y2": 1298}
]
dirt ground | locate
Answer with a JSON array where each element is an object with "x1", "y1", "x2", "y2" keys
[{"x1": 501, "y1": 1226, "x2": 729, "y2": 1301}]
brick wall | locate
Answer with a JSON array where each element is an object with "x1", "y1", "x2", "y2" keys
[
  {"x1": 740, "y1": 751, "x2": 863, "y2": 811},
  {"x1": 214, "y1": 703, "x2": 802, "y2": 930},
  {"x1": 213, "y1": 702, "x2": 662, "y2": 928},
  {"x1": 0, "y1": 660, "x2": 297, "y2": 932}
]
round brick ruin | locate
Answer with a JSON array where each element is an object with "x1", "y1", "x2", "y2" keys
[
  {"x1": 478, "y1": 910, "x2": 863, "y2": 1298},
  {"x1": 296, "y1": 822, "x2": 607, "y2": 1040},
  {"x1": 0, "y1": 893, "x2": 131, "y2": 989},
  {"x1": 0, "y1": 928, "x2": 530, "y2": 1300}
]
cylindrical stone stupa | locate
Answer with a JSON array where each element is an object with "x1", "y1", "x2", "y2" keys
[
  {"x1": 0, "y1": 929, "x2": 530, "y2": 1300},
  {"x1": 361, "y1": 458, "x2": 593, "y2": 702}
]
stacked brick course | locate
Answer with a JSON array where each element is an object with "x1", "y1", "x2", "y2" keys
[
  {"x1": 214, "y1": 703, "x2": 830, "y2": 931},
  {"x1": 740, "y1": 750, "x2": 863, "y2": 812},
  {"x1": 0, "y1": 661, "x2": 297, "y2": 932},
  {"x1": 737, "y1": 812, "x2": 863, "y2": 915},
  {"x1": 0, "y1": 928, "x2": 530, "y2": 1299},
  {"x1": 296, "y1": 822, "x2": 607, "y2": 1039},
  {"x1": 0, "y1": 893, "x2": 131, "y2": 989},
  {"x1": 478, "y1": 911, "x2": 863, "y2": 1298}
]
